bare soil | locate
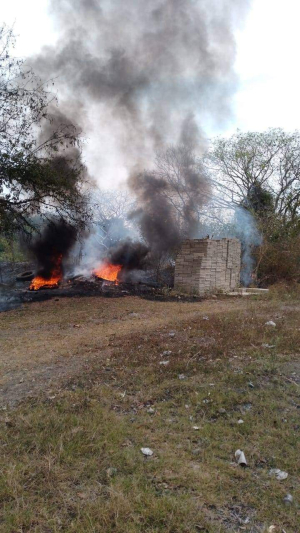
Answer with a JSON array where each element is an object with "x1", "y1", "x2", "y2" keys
[{"x1": 0, "y1": 295, "x2": 247, "y2": 407}]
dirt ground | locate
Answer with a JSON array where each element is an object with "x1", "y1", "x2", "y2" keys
[
  {"x1": 0, "y1": 295, "x2": 248, "y2": 407},
  {"x1": 1, "y1": 290, "x2": 300, "y2": 532}
]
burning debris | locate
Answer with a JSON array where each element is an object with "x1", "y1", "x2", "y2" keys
[
  {"x1": 30, "y1": 254, "x2": 62, "y2": 291},
  {"x1": 29, "y1": 220, "x2": 77, "y2": 291},
  {"x1": 93, "y1": 262, "x2": 122, "y2": 283}
]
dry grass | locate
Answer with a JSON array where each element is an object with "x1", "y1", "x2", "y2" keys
[{"x1": 0, "y1": 288, "x2": 300, "y2": 532}]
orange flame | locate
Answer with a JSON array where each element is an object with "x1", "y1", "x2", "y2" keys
[
  {"x1": 29, "y1": 255, "x2": 63, "y2": 291},
  {"x1": 93, "y1": 261, "x2": 122, "y2": 282}
]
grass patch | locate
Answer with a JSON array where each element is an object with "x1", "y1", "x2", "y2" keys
[{"x1": 0, "y1": 294, "x2": 300, "y2": 531}]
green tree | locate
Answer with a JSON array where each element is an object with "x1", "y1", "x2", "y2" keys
[
  {"x1": 0, "y1": 26, "x2": 90, "y2": 235},
  {"x1": 206, "y1": 128, "x2": 300, "y2": 225}
]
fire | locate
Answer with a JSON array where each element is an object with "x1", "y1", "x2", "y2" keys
[
  {"x1": 93, "y1": 261, "x2": 122, "y2": 282},
  {"x1": 29, "y1": 255, "x2": 63, "y2": 291}
]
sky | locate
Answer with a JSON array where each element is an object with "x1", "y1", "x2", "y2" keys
[
  {"x1": 3, "y1": 0, "x2": 300, "y2": 135},
  {"x1": 2, "y1": 0, "x2": 300, "y2": 185}
]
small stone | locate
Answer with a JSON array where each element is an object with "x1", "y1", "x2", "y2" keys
[
  {"x1": 159, "y1": 360, "x2": 169, "y2": 366},
  {"x1": 262, "y1": 343, "x2": 275, "y2": 348},
  {"x1": 269, "y1": 468, "x2": 288, "y2": 480},
  {"x1": 178, "y1": 374, "x2": 186, "y2": 380},
  {"x1": 162, "y1": 350, "x2": 172, "y2": 356},
  {"x1": 237, "y1": 419, "x2": 244, "y2": 424},
  {"x1": 147, "y1": 407, "x2": 155, "y2": 414},
  {"x1": 193, "y1": 426, "x2": 200, "y2": 430},
  {"x1": 218, "y1": 408, "x2": 226, "y2": 414},
  {"x1": 106, "y1": 467, "x2": 117, "y2": 478},
  {"x1": 283, "y1": 493, "x2": 293, "y2": 505},
  {"x1": 141, "y1": 447, "x2": 153, "y2": 456},
  {"x1": 248, "y1": 381, "x2": 254, "y2": 388},
  {"x1": 265, "y1": 320, "x2": 276, "y2": 327},
  {"x1": 169, "y1": 332, "x2": 176, "y2": 337}
]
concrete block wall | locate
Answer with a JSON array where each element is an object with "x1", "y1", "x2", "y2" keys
[{"x1": 174, "y1": 238, "x2": 241, "y2": 295}]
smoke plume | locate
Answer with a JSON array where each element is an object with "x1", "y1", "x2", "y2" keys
[
  {"x1": 30, "y1": 0, "x2": 252, "y2": 276},
  {"x1": 32, "y1": 0, "x2": 251, "y2": 175},
  {"x1": 30, "y1": 219, "x2": 77, "y2": 278},
  {"x1": 108, "y1": 240, "x2": 150, "y2": 271}
]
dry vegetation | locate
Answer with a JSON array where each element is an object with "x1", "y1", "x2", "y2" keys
[{"x1": 0, "y1": 288, "x2": 300, "y2": 532}]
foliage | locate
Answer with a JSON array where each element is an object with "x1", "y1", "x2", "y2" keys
[
  {"x1": 0, "y1": 25, "x2": 90, "y2": 235},
  {"x1": 203, "y1": 129, "x2": 300, "y2": 284},
  {"x1": 206, "y1": 128, "x2": 300, "y2": 223}
]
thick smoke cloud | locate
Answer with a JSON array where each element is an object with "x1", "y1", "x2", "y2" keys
[
  {"x1": 30, "y1": 0, "x2": 252, "y2": 275},
  {"x1": 30, "y1": 219, "x2": 77, "y2": 278},
  {"x1": 108, "y1": 240, "x2": 150, "y2": 270},
  {"x1": 128, "y1": 143, "x2": 211, "y2": 253},
  {"x1": 33, "y1": 0, "x2": 251, "y2": 174}
]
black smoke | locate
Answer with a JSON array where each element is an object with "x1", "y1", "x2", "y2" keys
[
  {"x1": 30, "y1": 219, "x2": 77, "y2": 279},
  {"x1": 32, "y1": 0, "x2": 251, "y2": 172},
  {"x1": 128, "y1": 143, "x2": 211, "y2": 254},
  {"x1": 30, "y1": 0, "x2": 252, "y2": 274},
  {"x1": 108, "y1": 240, "x2": 150, "y2": 271}
]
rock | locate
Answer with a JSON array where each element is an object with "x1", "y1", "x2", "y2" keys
[
  {"x1": 169, "y1": 332, "x2": 176, "y2": 337},
  {"x1": 269, "y1": 468, "x2": 288, "y2": 480},
  {"x1": 141, "y1": 447, "x2": 153, "y2": 456},
  {"x1": 283, "y1": 493, "x2": 293, "y2": 505},
  {"x1": 159, "y1": 360, "x2": 169, "y2": 366},
  {"x1": 218, "y1": 408, "x2": 226, "y2": 414},
  {"x1": 248, "y1": 381, "x2": 255, "y2": 388},
  {"x1": 203, "y1": 316, "x2": 209, "y2": 320},
  {"x1": 237, "y1": 419, "x2": 244, "y2": 424},
  {"x1": 262, "y1": 343, "x2": 276, "y2": 348},
  {"x1": 106, "y1": 467, "x2": 117, "y2": 478},
  {"x1": 178, "y1": 374, "x2": 186, "y2": 380},
  {"x1": 162, "y1": 350, "x2": 172, "y2": 356},
  {"x1": 193, "y1": 426, "x2": 200, "y2": 430},
  {"x1": 265, "y1": 320, "x2": 276, "y2": 327},
  {"x1": 235, "y1": 449, "x2": 247, "y2": 467}
]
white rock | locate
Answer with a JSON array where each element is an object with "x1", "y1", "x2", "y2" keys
[
  {"x1": 147, "y1": 407, "x2": 155, "y2": 414},
  {"x1": 265, "y1": 320, "x2": 276, "y2": 327},
  {"x1": 162, "y1": 350, "x2": 172, "y2": 356},
  {"x1": 159, "y1": 360, "x2": 169, "y2": 366},
  {"x1": 141, "y1": 447, "x2": 153, "y2": 456},
  {"x1": 269, "y1": 468, "x2": 288, "y2": 480},
  {"x1": 283, "y1": 493, "x2": 293, "y2": 505},
  {"x1": 262, "y1": 343, "x2": 275, "y2": 348},
  {"x1": 237, "y1": 419, "x2": 244, "y2": 424},
  {"x1": 193, "y1": 426, "x2": 200, "y2": 430},
  {"x1": 178, "y1": 374, "x2": 186, "y2": 380}
]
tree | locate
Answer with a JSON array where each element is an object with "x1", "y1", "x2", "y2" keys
[
  {"x1": 205, "y1": 128, "x2": 300, "y2": 225},
  {"x1": 0, "y1": 26, "x2": 90, "y2": 235},
  {"x1": 90, "y1": 189, "x2": 135, "y2": 250}
]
